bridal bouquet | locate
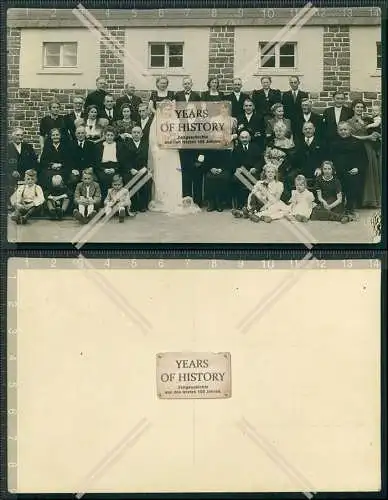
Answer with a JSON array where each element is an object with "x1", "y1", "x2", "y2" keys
[{"x1": 264, "y1": 147, "x2": 286, "y2": 169}]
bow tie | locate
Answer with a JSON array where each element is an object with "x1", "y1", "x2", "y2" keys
[{"x1": 185, "y1": 92, "x2": 191, "y2": 95}]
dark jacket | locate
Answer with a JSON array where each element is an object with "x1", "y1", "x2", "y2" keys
[
  {"x1": 174, "y1": 90, "x2": 202, "y2": 102},
  {"x1": 232, "y1": 142, "x2": 264, "y2": 174},
  {"x1": 281, "y1": 89, "x2": 309, "y2": 124},
  {"x1": 294, "y1": 136, "x2": 324, "y2": 178},
  {"x1": 70, "y1": 139, "x2": 97, "y2": 172},
  {"x1": 322, "y1": 106, "x2": 354, "y2": 142},
  {"x1": 84, "y1": 89, "x2": 108, "y2": 113},
  {"x1": 8, "y1": 141, "x2": 38, "y2": 178},
  {"x1": 225, "y1": 92, "x2": 251, "y2": 118},
  {"x1": 115, "y1": 94, "x2": 143, "y2": 123},
  {"x1": 251, "y1": 88, "x2": 282, "y2": 118}
]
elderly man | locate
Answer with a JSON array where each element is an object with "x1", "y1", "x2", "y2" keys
[
  {"x1": 8, "y1": 127, "x2": 38, "y2": 198},
  {"x1": 69, "y1": 125, "x2": 97, "y2": 184},
  {"x1": 115, "y1": 82, "x2": 143, "y2": 123},
  {"x1": 174, "y1": 76, "x2": 201, "y2": 103},
  {"x1": 294, "y1": 98, "x2": 323, "y2": 141},
  {"x1": 232, "y1": 129, "x2": 263, "y2": 210},
  {"x1": 226, "y1": 78, "x2": 250, "y2": 118},
  {"x1": 322, "y1": 91, "x2": 353, "y2": 144},
  {"x1": 294, "y1": 122, "x2": 323, "y2": 183},
  {"x1": 64, "y1": 95, "x2": 85, "y2": 140},
  {"x1": 174, "y1": 77, "x2": 203, "y2": 205}
]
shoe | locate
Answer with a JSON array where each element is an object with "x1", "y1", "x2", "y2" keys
[
  {"x1": 262, "y1": 216, "x2": 272, "y2": 223},
  {"x1": 11, "y1": 213, "x2": 20, "y2": 223},
  {"x1": 241, "y1": 207, "x2": 250, "y2": 219},
  {"x1": 249, "y1": 213, "x2": 261, "y2": 223},
  {"x1": 139, "y1": 208, "x2": 147, "y2": 213},
  {"x1": 118, "y1": 208, "x2": 125, "y2": 223},
  {"x1": 73, "y1": 209, "x2": 84, "y2": 223},
  {"x1": 232, "y1": 209, "x2": 243, "y2": 218},
  {"x1": 340, "y1": 215, "x2": 350, "y2": 224},
  {"x1": 216, "y1": 206, "x2": 223, "y2": 212},
  {"x1": 207, "y1": 205, "x2": 215, "y2": 212},
  {"x1": 20, "y1": 215, "x2": 27, "y2": 225},
  {"x1": 56, "y1": 208, "x2": 63, "y2": 221}
]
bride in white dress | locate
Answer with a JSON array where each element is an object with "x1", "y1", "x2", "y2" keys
[{"x1": 147, "y1": 76, "x2": 200, "y2": 215}]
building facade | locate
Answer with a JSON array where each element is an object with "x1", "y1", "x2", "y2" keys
[{"x1": 7, "y1": 7, "x2": 382, "y2": 149}]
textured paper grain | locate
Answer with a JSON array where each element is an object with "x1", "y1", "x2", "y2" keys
[{"x1": 13, "y1": 266, "x2": 381, "y2": 493}]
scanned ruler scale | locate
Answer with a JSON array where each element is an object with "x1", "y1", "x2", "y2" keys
[{"x1": 156, "y1": 352, "x2": 232, "y2": 399}]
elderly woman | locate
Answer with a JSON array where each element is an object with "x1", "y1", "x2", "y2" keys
[
  {"x1": 39, "y1": 128, "x2": 73, "y2": 190},
  {"x1": 347, "y1": 99, "x2": 381, "y2": 208},
  {"x1": 8, "y1": 127, "x2": 38, "y2": 199},
  {"x1": 77, "y1": 105, "x2": 108, "y2": 144},
  {"x1": 264, "y1": 121, "x2": 296, "y2": 200},
  {"x1": 113, "y1": 103, "x2": 137, "y2": 142},
  {"x1": 203, "y1": 102, "x2": 238, "y2": 211},
  {"x1": 265, "y1": 103, "x2": 293, "y2": 143}
]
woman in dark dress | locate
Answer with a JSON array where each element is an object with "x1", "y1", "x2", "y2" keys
[
  {"x1": 347, "y1": 99, "x2": 381, "y2": 208},
  {"x1": 113, "y1": 104, "x2": 137, "y2": 142},
  {"x1": 264, "y1": 121, "x2": 296, "y2": 201},
  {"x1": 201, "y1": 77, "x2": 226, "y2": 102},
  {"x1": 148, "y1": 76, "x2": 175, "y2": 115},
  {"x1": 39, "y1": 128, "x2": 73, "y2": 190}
]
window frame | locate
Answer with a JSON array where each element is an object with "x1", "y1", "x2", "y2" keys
[
  {"x1": 42, "y1": 42, "x2": 78, "y2": 69},
  {"x1": 258, "y1": 41, "x2": 297, "y2": 70},
  {"x1": 148, "y1": 42, "x2": 184, "y2": 69}
]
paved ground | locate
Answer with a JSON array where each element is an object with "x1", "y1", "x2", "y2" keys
[{"x1": 8, "y1": 209, "x2": 377, "y2": 244}]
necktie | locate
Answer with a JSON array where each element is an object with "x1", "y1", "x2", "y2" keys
[
  {"x1": 79, "y1": 141, "x2": 83, "y2": 148},
  {"x1": 293, "y1": 91, "x2": 297, "y2": 102},
  {"x1": 244, "y1": 145, "x2": 248, "y2": 151}
]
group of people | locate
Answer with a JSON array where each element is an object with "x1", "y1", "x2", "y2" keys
[{"x1": 8, "y1": 74, "x2": 381, "y2": 225}]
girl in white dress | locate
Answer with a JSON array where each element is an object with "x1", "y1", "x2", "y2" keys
[
  {"x1": 147, "y1": 76, "x2": 200, "y2": 215},
  {"x1": 288, "y1": 174, "x2": 316, "y2": 222},
  {"x1": 248, "y1": 164, "x2": 289, "y2": 222}
]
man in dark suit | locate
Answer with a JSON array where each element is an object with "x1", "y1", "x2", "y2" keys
[
  {"x1": 174, "y1": 76, "x2": 201, "y2": 103},
  {"x1": 84, "y1": 76, "x2": 108, "y2": 114},
  {"x1": 237, "y1": 99, "x2": 265, "y2": 149},
  {"x1": 100, "y1": 94, "x2": 118, "y2": 125},
  {"x1": 174, "y1": 77, "x2": 203, "y2": 205},
  {"x1": 124, "y1": 126, "x2": 151, "y2": 212},
  {"x1": 8, "y1": 127, "x2": 38, "y2": 198},
  {"x1": 137, "y1": 103, "x2": 153, "y2": 145},
  {"x1": 294, "y1": 122, "x2": 323, "y2": 184},
  {"x1": 115, "y1": 83, "x2": 143, "y2": 123},
  {"x1": 64, "y1": 95, "x2": 85, "y2": 140},
  {"x1": 294, "y1": 98, "x2": 323, "y2": 142},
  {"x1": 69, "y1": 125, "x2": 97, "y2": 185},
  {"x1": 251, "y1": 76, "x2": 282, "y2": 123},
  {"x1": 281, "y1": 76, "x2": 309, "y2": 129},
  {"x1": 322, "y1": 91, "x2": 353, "y2": 145},
  {"x1": 225, "y1": 78, "x2": 250, "y2": 118},
  {"x1": 232, "y1": 129, "x2": 264, "y2": 209}
]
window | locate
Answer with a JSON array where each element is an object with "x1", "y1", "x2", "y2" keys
[
  {"x1": 376, "y1": 42, "x2": 381, "y2": 70},
  {"x1": 259, "y1": 42, "x2": 297, "y2": 69},
  {"x1": 149, "y1": 43, "x2": 184, "y2": 69},
  {"x1": 43, "y1": 42, "x2": 78, "y2": 68}
]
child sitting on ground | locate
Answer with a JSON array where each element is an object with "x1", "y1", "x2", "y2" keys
[
  {"x1": 73, "y1": 168, "x2": 102, "y2": 224},
  {"x1": 286, "y1": 174, "x2": 315, "y2": 222},
  {"x1": 104, "y1": 174, "x2": 134, "y2": 223},
  {"x1": 10, "y1": 169, "x2": 45, "y2": 225},
  {"x1": 310, "y1": 161, "x2": 349, "y2": 223},
  {"x1": 234, "y1": 164, "x2": 289, "y2": 223},
  {"x1": 46, "y1": 174, "x2": 70, "y2": 221}
]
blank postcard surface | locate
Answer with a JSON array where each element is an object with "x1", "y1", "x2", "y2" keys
[{"x1": 10, "y1": 260, "x2": 381, "y2": 494}]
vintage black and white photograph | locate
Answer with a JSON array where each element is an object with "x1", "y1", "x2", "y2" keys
[{"x1": 6, "y1": 5, "x2": 382, "y2": 243}]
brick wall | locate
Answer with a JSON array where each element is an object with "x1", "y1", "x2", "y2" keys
[
  {"x1": 7, "y1": 25, "x2": 382, "y2": 152},
  {"x1": 100, "y1": 27, "x2": 125, "y2": 93},
  {"x1": 208, "y1": 26, "x2": 235, "y2": 92}
]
